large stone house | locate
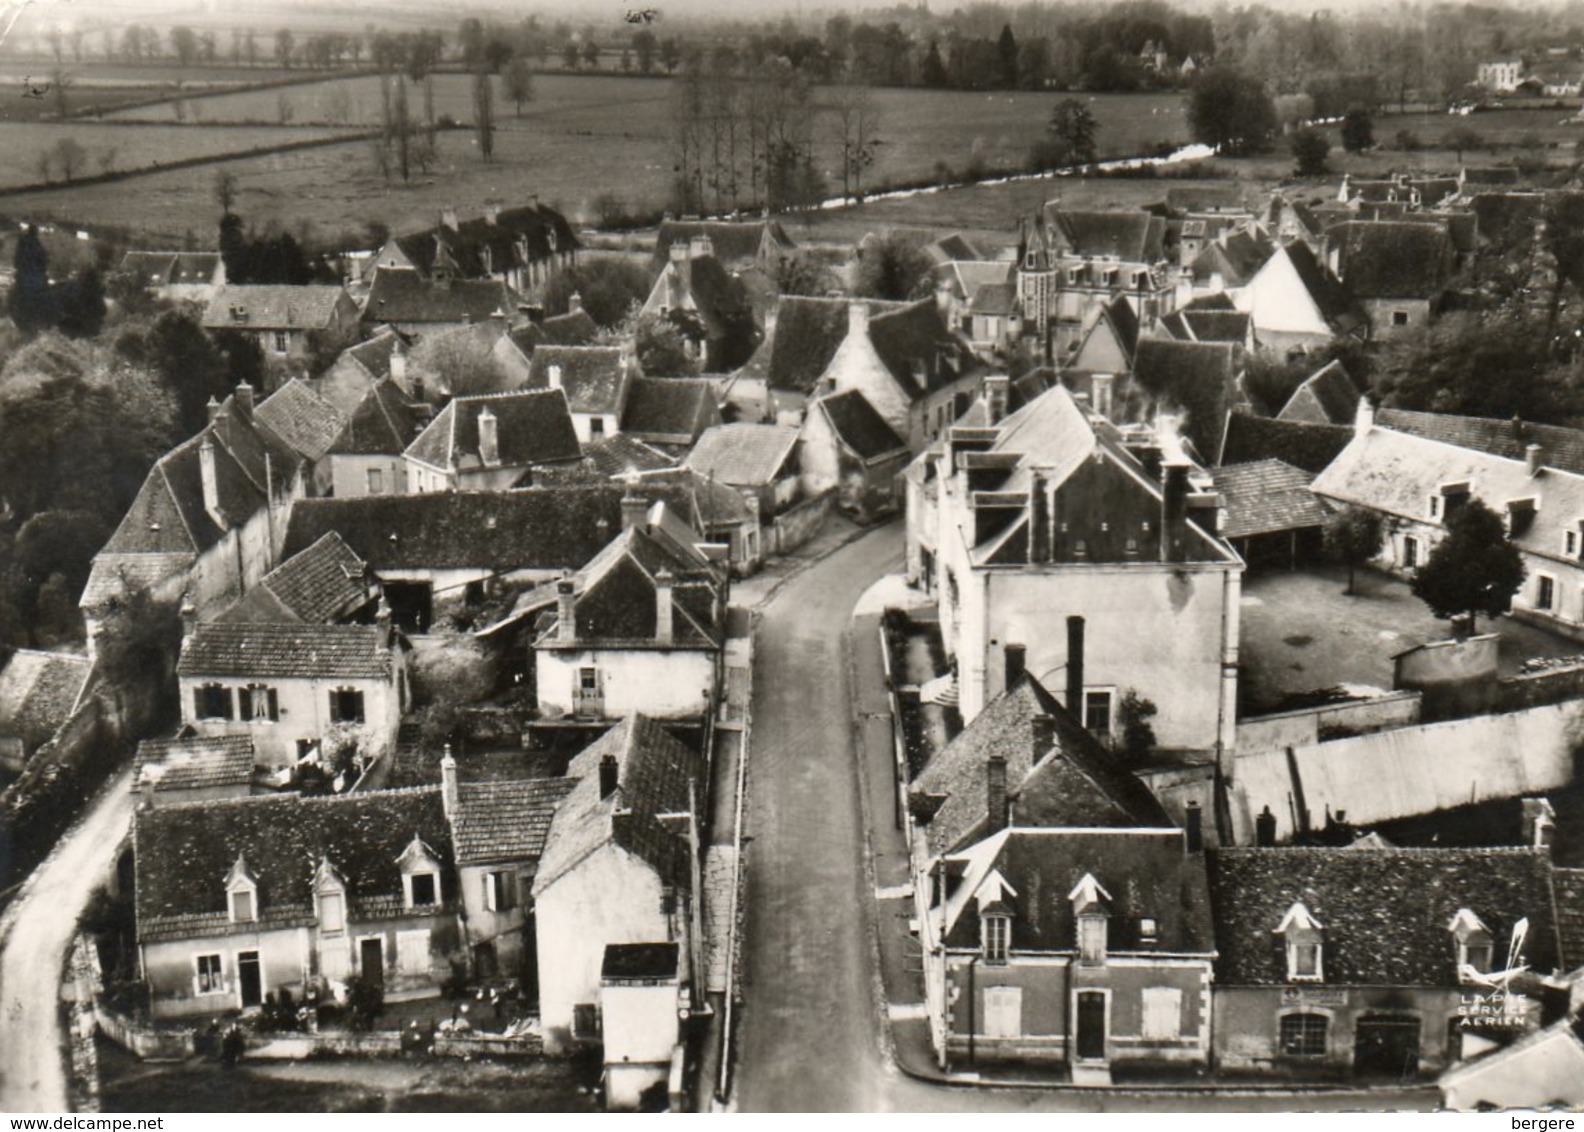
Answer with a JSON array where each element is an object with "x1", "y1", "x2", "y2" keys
[
  {"x1": 365, "y1": 202, "x2": 578, "y2": 294},
  {"x1": 404, "y1": 389, "x2": 582, "y2": 493},
  {"x1": 906, "y1": 383, "x2": 1243, "y2": 752},
  {"x1": 200, "y1": 286, "x2": 360, "y2": 388}
]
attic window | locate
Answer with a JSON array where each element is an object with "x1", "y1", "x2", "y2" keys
[
  {"x1": 1276, "y1": 902, "x2": 1324, "y2": 982},
  {"x1": 408, "y1": 872, "x2": 437, "y2": 908},
  {"x1": 1448, "y1": 908, "x2": 1494, "y2": 981},
  {"x1": 1428, "y1": 495, "x2": 1441, "y2": 520},
  {"x1": 982, "y1": 912, "x2": 1010, "y2": 964},
  {"x1": 1139, "y1": 917, "x2": 1158, "y2": 942}
]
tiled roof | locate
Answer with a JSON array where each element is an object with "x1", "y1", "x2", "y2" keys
[
  {"x1": 1208, "y1": 847, "x2": 1559, "y2": 985},
  {"x1": 253, "y1": 379, "x2": 347, "y2": 462},
  {"x1": 338, "y1": 329, "x2": 409, "y2": 383},
  {"x1": 201, "y1": 285, "x2": 350, "y2": 330},
  {"x1": 534, "y1": 434, "x2": 678, "y2": 484},
  {"x1": 1131, "y1": 339, "x2": 1240, "y2": 462},
  {"x1": 364, "y1": 268, "x2": 516, "y2": 325},
  {"x1": 1219, "y1": 412, "x2": 1353, "y2": 474},
  {"x1": 452, "y1": 776, "x2": 577, "y2": 865},
  {"x1": 929, "y1": 233, "x2": 982, "y2": 262},
  {"x1": 764, "y1": 296, "x2": 908, "y2": 394},
  {"x1": 685, "y1": 423, "x2": 799, "y2": 487},
  {"x1": 286, "y1": 485, "x2": 710, "y2": 572},
  {"x1": 80, "y1": 552, "x2": 193, "y2": 610},
  {"x1": 526, "y1": 346, "x2": 631, "y2": 415},
  {"x1": 912, "y1": 675, "x2": 1169, "y2": 857},
  {"x1": 1208, "y1": 459, "x2": 1330, "y2": 539},
  {"x1": 541, "y1": 308, "x2": 600, "y2": 344},
  {"x1": 651, "y1": 219, "x2": 794, "y2": 270},
  {"x1": 1282, "y1": 241, "x2": 1365, "y2": 331},
  {"x1": 1332, "y1": 221, "x2": 1454, "y2": 300},
  {"x1": 1376, "y1": 408, "x2": 1584, "y2": 476},
  {"x1": 1192, "y1": 230, "x2": 1273, "y2": 287},
  {"x1": 1277, "y1": 359, "x2": 1360, "y2": 426},
  {"x1": 535, "y1": 716, "x2": 703, "y2": 894},
  {"x1": 177, "y1": 622, "x2": 394, "y2": 680},
  {"x1": 0, "y1": 650, "x2": 90, "y2": 752},
  {"x1": 327, "y1": 378, "x2": 421, "y2": 457},
  {"x1": 218, "y1": 532, "x2": 370, "y2": 625},
  {"x1": 868, "y1": 298, "x2": 979, "y2": 398},
  {"x1": 939, "y1": 828, "x2": 1213, "y2": 954},
  {"x1": 815, "y1": 390, "x2": 908, "y2": 461},
  {"x1": 1044, "y1": 207, "x2": 1167, "y2": 262},
  {"x1": 1178, "y1": 309, "x2": 1252, "y2": 345},
  {"x1": 134, "y1": 735, "x2": 254, "y2": 793},
  {"x1": 621, "y1": 377, "x2": 720, "y2": 446},
  {"x1": 405, "y1": 390, "x2": 581, "y2": 473},
  {"x1": 635, "y1": 469, "x2": 755, "y2": 526},
  {"x1": 134, "y1": 787, "x2": 452, "y2": 942},
  {"x1": 968, "y1": 282, "x2": 1017, "y2": 316}
]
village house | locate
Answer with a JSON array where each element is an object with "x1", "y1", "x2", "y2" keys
[
  {"x1": 200, "y1": 286, "x2": 360, "y2": 389},
  {"x1": 493, "y1": 303, "x2": 601, "y2": 388},
  {"x1": 649, "y1": 217, "x2": 795, "y2": 275},
  {"x1": 534, "y1": 498, "x2": 727, "y2": 722},
  {"x1": 799, "y1": 390, "x2": 911, "y2": 516},
  {"x1": 532, "y1": 714, "x2": 705, "y2": 1061},
  {"x1": 361, "y1": 268, "x2": 517, "y2": 338},
  {"x1": 906, "y1": 383, "x2": 1244, "y2": 752},
  {"x1": 321, "y1": 379, "x2": 424, "y2": 499},
  {"x1": 1189, "y1": 229, "x2": 1274, "y2": 301},
  {"x1": 365, "y1": 202, "x2": 578, "y2": 294},
  {"x1": 685, "y1": 423, "x2": 802, "y2": 520},
  {"x1": 1275, "y1": 359, "x2": 1362, "y2": 426},
  {"x1": 133, "y1": 786, "x2": 457, "y2": 1019},
  {"x1": 1326, "y1": 221, "x2": 1455, "y2": 339},
  {"x1": 216, "y1": 531, "x2": 374, "y2": 626},
  {"x1": 175, "y1": 612, "x2": 408, "y2": 775},
  {"x1": 935, "y1": 260, "x2": 1021, "y2": 354},
  {"x1": 132, "y1": 734, "x2": 256, "y2": 808},
  {"x1": 252, "y1": 379, "x2": 348, "y2": 497},
  {"x1": 117, "y1": 250, "x2": 225, "y2": 304},
  {"x1": 1312, "y1": 399, "x2": 1584, "y2": 639},
  {"x1": 314, "y1": 328, "x2": 414, "y2": 416},
  {"x1": 404, "y1": 389, "x2": 582, "y2": 493},
  {"x1": 526, "y1": 345, "x2": 637, "y2": 444},
  {"x1": 1233, "y1": 241, "x2": 1364, "y2": 357},
  {"x1": 640, "y1": 237, "x2": 762, "y2": 373},
  {"x1": 1063, "y1": 296, "x2": 1139, "y2": 400},
  {"x1": 1208, "y1": 846, "x2": 1560, "y2": 1078},
  {"x1": 619, "y1": 377, "x2": 723, "y2": 453},
  {"x1": 79, "y1": 387, "x2": 306, "y2": 655},
  {"x1": 1206, "y1": 459, "x2": 1331, "y2": 570},
  {"x1": 0, "y1": 649, "x2": 90, "y2": 774}
]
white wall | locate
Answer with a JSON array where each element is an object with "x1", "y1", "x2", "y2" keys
[{"x1": 537, "y1": 648, "x2": 716, "y2": 720}]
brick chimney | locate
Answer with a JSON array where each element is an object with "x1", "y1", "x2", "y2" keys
[
  {"x1": 477, "y1": 406, "x2": 500, "y2": 466},
  {"x1": 1523, "y1": 797, "x2": 1556, "y2": 848},
  {"x1": 1065, "y1": 615, "x2": 1085, "y2": 717},
  {"x1": 986, "y1": 752, "x2": 1008, "y2": 835},
  {"x1": 1527, "y1": 443, "x2": 1545, "y2": 477},
  {"x1": 1161, "y1": 463, "x2": 1189, "y2": 562},
  {"x1": 180, "y1": 597, "x2": 197, "y2": 641},
  {"x1": 1027, "y1": 471, "x2": 1050, "y2": 564},
  {"x1": 621, "y1": 491, "x2": 648, "y2": 533},
  {"x1": 556, "y1": 578, "x2": 577, "y2": 643},
  {"x1": 440, "y1": 745, "x2": 458, "y2": 819},
  {"x1": 984, "y1": 374, "x2": 1009, "y2": 426},
  {"x1": 198, "y1": 435, "x2": 224, "y2": 530},
  {"x1": 1354, "y1": 395, "x2": 1375, "y2": 439},
  {"x1": 654, "y1": 569, "x2": 674, "y2": 645},
  {"x1": 847, "y1": 301, "x2": 870, "y2": 341},
  {"x1": 233, "y1": 381, "x2": 254, "y2": 417},
  {"x1": 389, "y1": 341, "x2": 408, "y2": 387},
  {"x1": 599, "y1": 753, "x2": 619, "y2": 798}
]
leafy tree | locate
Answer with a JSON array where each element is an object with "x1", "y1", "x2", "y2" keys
[
  {"x1": 503, "y1": 56, "x2": 534, "y2": 116},
  {"x1": 1188, "y1": 68, "x2": 1278, "y2": 156},
  {"x1": 1290, "y1": 126, "x2": 1330, "y2": 176},
  {"x1": 774, "y1": 253, "x2": 836, "y2": 297},
  {"x1": 275, "y1": 28, "x2": 295, "y2": 68},
  {"x1": 1447, "y1": 126, "x2": 1482, "y2": 162},
  {"x1": 854, "y1": 233, "x2": 935, "y2": 302},
  {"x1": 8, "y1": 226, "x2": 57, "y2": 336},
  {"x1": 659, "y1": 37, "x2": 681, "y2": 74},
  {"x1": 214, "y1": 171, "x2": 238, "y2": 215},
  {"x1": 562, "y1": 41, "x2": 579, "y2": 70},
  {"x1": 1411, "y1": 498, "x2": 1526, "y2": 632},
  {"x1": 1323, "y1": 506, "x2": 1385, "y2": 595},
  {"x1": 1118, "y1": 691, "x2": 1158, "y2": 763},
  {"x1": 921, "y1": 40, "x2": 948, "y2": 87},
  {"x1": 1047, "y1": 98, "x2": 1099, "y2": 166},
  {"x1": 1341, "y1": 107, "x2": 1374, "y2": 154},
  {"x1": 56, "y1": 269, "x2": 106, "y2": 340},
  {"x1": 52, "y1": 137, "x2": 87, "y2": 183},
  {"x1": 633, "y1": 29, "x2": 657, "y2": 74},
  {"x1": 996, "y1": 24, "x2": 1018, "y2": 88},
  {"x1": 582, "y1": 39, "x2": 600, "y2": 69},
  {"x1": 144, "y1": 310, "x2": 230, "y2": 433},
  {"x1": 536, "y1": 259, "x2": 651, "y2": 329}
]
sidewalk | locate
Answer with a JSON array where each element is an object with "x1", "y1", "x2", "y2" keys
[{"x1": 729, "y1": 513, "x2": 875, "y2": 612}]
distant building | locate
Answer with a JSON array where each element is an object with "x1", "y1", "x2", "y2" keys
[
  {"x1": 117, "y1": 250, "x2": 225, "y2": 303},
  {"x1": 404, "y1": 390, "x2": 582, "y2": 493},
  {"x1": 200, "y1": 286, "x2": 360, "y2": 388},
  {"x1": 365, "y1": 202, "x2": 578, "y2": 294}
]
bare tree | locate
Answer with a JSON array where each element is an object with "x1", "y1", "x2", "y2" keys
[
  {"x1": 214, "y1": 171, "x2": 238, "y2": 214},
  {"x1": 473, "y1": 69, "x2": 495, "y2": 162},
  {"x1": 53, "y1": 137, "x2": 86, "y2": 182},
  {"x1": 394, "y1": 77, "x2": 411, "y2": 181},
  {"x1": 832, "y1": 84, "x2": 881, "y2": 201}
]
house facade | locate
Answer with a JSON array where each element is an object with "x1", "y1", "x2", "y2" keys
[
  {"x1": 404, "y1": 390, "x2": 582, "y2": 493},
  {"x1": 200, "y1": 286, "x2": 360, "y2": 388}
]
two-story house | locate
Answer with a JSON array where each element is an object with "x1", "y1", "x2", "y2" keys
[
  {"x1": 526, "y1": 346, "x2": 637, "y2": 444},
  {"x1": 201, "y1": 286, "x2": 360, "y2": 389},
  {"x1": 404, "y1": 389, "x2": 582, "y2": 493},
  {"x1": 640, "y1": 237, "x2": 762, "y2": 373},
  {"x1": 1326, "y1": 221, "x2": 1455, "y2": 339},
  {"x1": 361, "y1": 267, "x2": 518, "y2": 338},
  {"x1": 322, "y1": 379, "x2": 424, "y2": 498},
  {"x1": 366, "y1": 202, "x2": 578, "y2": 294}
]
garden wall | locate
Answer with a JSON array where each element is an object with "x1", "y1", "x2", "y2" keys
[
  {"x1": 765, "y1": 492, "x2": 832, "y2": 558},
  {"x1": 1233, "y1": 691, "x2": 1422, "y2": 753}
]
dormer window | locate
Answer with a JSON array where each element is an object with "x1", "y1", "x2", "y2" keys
[
  {"x1": 314, "y1": 858, "x2": 346, "y2": 934},
  {"x1": 1276, "y1": 902, "x2": 1324, "y2": 982},
  {"x1": 1567, "y1": 529, "x2": 1578, "y2": 558},
  {"x1": 1068, "y1": 873, "x2": 1111, "y2": 965},
  {"x1": 225, "y1": 854, "x2": 258, "y2": 924},
  {"x1": 1449, "y1": 908, "x2": 1495, "y2": 981},
  {"x1": 982, "y1": 912, "x2": 1011, "y2": 964},
  {"x1": 398, "y1": 835, "x2": 442, "y2": 910},
  {"x1": 1139, "y1": 917, "x2": 1158, "y2": 943}
]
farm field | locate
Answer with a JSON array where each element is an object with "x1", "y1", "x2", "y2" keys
[
  {"x1": 0, "y1": 122, "x2": 361, "y2": 189},
  {"x1": 0, "y1": 64, "x2": 313, "y2": 121}
]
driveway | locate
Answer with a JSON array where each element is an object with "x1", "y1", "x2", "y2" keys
[{"x1": 0, "y1": 766, "x2": 133, "y2": 1113}]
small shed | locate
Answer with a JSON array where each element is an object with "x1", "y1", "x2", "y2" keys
[{"x1": 1208, "y1": 459, "x2": 1330, "y2": 569}]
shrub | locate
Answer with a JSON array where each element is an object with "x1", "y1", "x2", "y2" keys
[{"x1": 1119, "y1": 690, "x2": 1158, "y2": 762}]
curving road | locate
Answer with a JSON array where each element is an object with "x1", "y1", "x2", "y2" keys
[{"x1": 0, "y1": 767, "x2": 133, "y2": 1113}]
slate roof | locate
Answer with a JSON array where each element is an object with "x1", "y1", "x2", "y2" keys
[
  {"x1": 134, "y1": 787, "x2": 452, "y2": 942},
  {"x1": 134, "y1": 735, "x2": 254, "y2": 794},
  {"x1": 364, "y1": 268, "x2": 516, "y2": 325},
  {"x1": 452, "y1": 776, "x2": 577, "y2": 866},
  {"x1": 202, "y1": 285, "x2": 350, "y2": 330},
  {"x1": 120, "y1": 251, "x2": 222, "y2": 288},
  {"x1": 1044, "y1": 207, "x2": 1168, "y2": 262},
  {"x1": 911, "y1": 675, "x2": 1169, "y2": 857},
  {"x1": 1131, "y1": 339, "x2": 1240, "y2": 461},
  {"x1": 815, "y1": 390, "x2": 908, "y2": 461},
  {"x1": 1282, "y1": 241, "x2": 1365, "y2": 331},
  {"x1": 533, "y1": 434, "x2": 678, "y2": 483},
  {"x1": 327, "y1": 379, "x2": 422, "y2": 457},
  {"x1": 1192, "y1": 230, "x2": 1274, "y2": 288},
  {"x1": 1376, "y1": 408, "x2": 1584, "y2": 476},
  {"x1": 1332, "y1": 221, "x2": 1454, "y2": 300},
  {"x1": 534, "y1": 715, "x2": 703, "y2": 894},
  {"x1": 762, "y1": 296, "x2": 908, "y2": 394},
  {"x1": 939, "y1": 828, "x2": 1214, "y2": 954},
  {"x1": 1218, "y1": 412, "x2": 1353, "y2": 474},
  {"x1": 526, "y1": 346, "x2": 631, "y2": 415},
  {"x1": 969, "y1": 282, "x2": 1018, "y2": 316},
  {"x1": 80, "y1": 553, "x2": 194, "y2": 611},
  {"x1": 338, "y1": 329, "x2": 409, "y2": 383},
  {"x1": 405, "y1": 390, "x2": 581, "y2": 473},
  {"x1": 218, "y1": 532, "x2": 370, "y2": 625},
  {"x1": 650, "y1": 219, "x2": 794, "y2": 270},
  {"x1": 602, "y1": 942, "x2": 679, "y2": 980},
  {"x1": 253, "y1": 379, "x2": 347, "y2": 463},
  {"x1": 1277, "y1": 359, "x2": 1360, "y2": 427},
  {"x1": 868, "y1": 298, "x2": 980, "y2": 397},
  {"x1": 1177, "y1": 309, "x2": 1253, "y2": 345},
  {"x1": 1208, "y1": 847, "x2": 1560, "y2": 986},
  {"x1": 1208, "y1": 459, "x2": 1330, "y2": 539},
  {"x1": 177, "y1": 622, "x2": 394, "y2": 681},
  {"x1": 285, "y1": 485, "x2": 712, "y2": 573},
  {"x1": 685, "y1": 423, "x2": 799, "y2": 487},
  {"x1": 621, "y1": 377, "x2": 720, "y2": 446},
  {"x1": 0, "y1": 650, "x2": 90, "y2": 752}
]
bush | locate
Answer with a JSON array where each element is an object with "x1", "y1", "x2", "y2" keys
[
  {"x1": 1394, "y1": 129, "x2": 1422, "y2": 151},
  {"x1": 343, "y1": 976, "x2": 384, "y2": 1031},
  {"x1": 1119, "y1": 690, "x2": 1158, "y2": 762}
]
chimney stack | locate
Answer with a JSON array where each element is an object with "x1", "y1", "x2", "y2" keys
[
  {"x1": 389, "y1": 341, "x2": 408, "y2": 388},
  {"x1": 1027, "y1": 471, "x2": 1050, "y2": 564},
  {"x1": 375, "y1": 596, "x2": 393, "y2": 645},
  {"x1": 621, "y1": 491, "x2": 648, "y2": 533},
  {"x1": 483, "y1": 204, "x2": 500, "y2": 226},
  {"x1": 1355, "y1": 395, "x2": 1375, "y2": 439},
  {"x1": 556, "y1": 578, "x2": 577, "y2": 643},
  {"x1": 599, "y1": 753, "x2": 619, "y2": 799},
  {"x1": 1522, "y1": 797, "x2": 1557, "y2": 849},
  {"x1": 1527, "y1": 443, "x2": 1545, "y2": 477},
  {"x1": 688, "y1": 234, "x2": 713, "y2": 259},
  {"x1": 477, "y1": 406, "x2": 500, "y2": 466},
  {"x1": 568, "y1": 291, "x2": 583, "y2": 313},
  {"x1": 180, "y1": 598, "x2": 197, "y2": 640},
  {"x1": 198, "y1": 436, "x2": 224, "y2": 529},
  {"x1": 1185, "y1": 801, "x2": 1203, "y2": 853},
  {"x1": 1255, "y1": 804, "x2": 1277, "y2": 848},
  {"x1": 986, "y1": 752, "x2": 1008, "y2": 835},
  {"x1": 1066, "y1": 615, "x2": 1085, "y2": 718},
  {"x1": 935, "y1": 279, "x2": 954, "y2": 323},
  {"x1": 654, "y1": 569, "x2": 674, "y2": 645},
  {"x1": 1161, "y1": 463, "x2": 1189, "y2": 562},
  {"x1": 233, "y1": 382, "x2": 254, "y2": 417},
  {"x1": 547, "y1": 363, "x2": 563, "y2": 390},
  {"x1": 847, "y1": 301, "x2": 870, "y2": 340},
  {"x1": 1091, "y1": 373, "x2": 1115, "y2": 420},
  {"x1": 440, "y1": 207, "x2": 459, "y2": 232},
  {"x1": 206, "y1": 395, "x2": 222, "y2": 424},
  {"x1": 984, "y1": 374, "x2": 1009, "y2": 426},
  {"x1": 440, "y1": 746, "x2": 458, "y2": 819}
]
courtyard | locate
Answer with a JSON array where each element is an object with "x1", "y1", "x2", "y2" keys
[{"x1": 1237, "y1": 564, "x2": 1583, "y2": 717}]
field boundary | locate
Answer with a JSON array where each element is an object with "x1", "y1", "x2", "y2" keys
[{"x1": 66, "y1": 67, "x2": 377, "y2": 120}]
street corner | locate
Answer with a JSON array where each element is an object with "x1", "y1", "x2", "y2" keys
[{"x1": 854, "y1": 572, "x2": 929, "y2": 621}]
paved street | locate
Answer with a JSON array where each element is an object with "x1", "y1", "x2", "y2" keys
[
  {"x1": 733, "y1": 522, "x2": 1441, "y2": 1113},
  {"x1": 0, "y1": 766, "x2": 133, "y2": 1113}
]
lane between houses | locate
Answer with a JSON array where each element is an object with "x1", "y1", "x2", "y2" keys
[{"x1": 0, "y1": 767, "x2": 133, "y2": 1113}]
